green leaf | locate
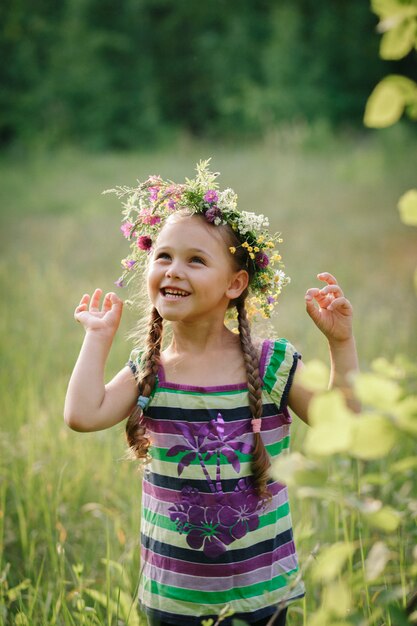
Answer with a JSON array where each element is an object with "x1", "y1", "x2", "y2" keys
[
  {"x1": 365, "y1": 541, "x2": 391, "y2": 581},
  {"x1": 398, "y1": 189, "x2": 417, "y2": 226},
  {"x1": 305, "y1": 391, "x2": 354, "y2": 456},
  {"x1": 364, "y1": 80, "x2": 405, "y2": 127},
  {"x1": 271, "y1": 452, "x2": 326, "y2": 487},
  {"x1": 353, "y1": 372, "x2": 401, "y2": 410},
  {"x1": 311, "y1": 542, "x2": 355, "y2": 583},
  {"x1": 322, "y1": 580, "x2": 351, "y2": 617},
  {"x1": 380, "y1": 18, "x2": 416, "y2": 59},
  {"x1": 371, "y1": 0, "x2": 417, "y2": 20},
  {"x1": 390, "y1": 456, "x2": 417, "y2": 472},
  {"x1": 298, "y1": 359, "x2": 329, "y2": 392},
  {"x1": 363, "y1": 75, "x2": 417, "y2": 128},
  {"x1": 350, "y1": 414, "x2": 398, "y2": 460},
  {"x1": 394, "y1": 396, "x2": 417, "y2": 435},
  {"x1": 364, "y1": 506, "x2": 401, "y2": 532}
]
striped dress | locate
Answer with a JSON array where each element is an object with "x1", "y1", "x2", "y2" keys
[{"x1": 127, "y1": 338, "x2": 305, "y2": 625}]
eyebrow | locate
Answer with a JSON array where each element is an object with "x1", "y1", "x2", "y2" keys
[{"x1": 154, "y1": 246, "x2": 214, "y2": 260}]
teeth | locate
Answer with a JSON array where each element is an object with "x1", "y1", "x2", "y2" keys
[{"x1": 163, "y1": 288, "x2": 189, "y2": 297}]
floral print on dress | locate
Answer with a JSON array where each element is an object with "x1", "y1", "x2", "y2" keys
[{"x1": 167, "y1": 413, "x2": 267, "y2": 558}]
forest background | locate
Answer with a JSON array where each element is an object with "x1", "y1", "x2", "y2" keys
[{"x1": 1, "y1": 1, "x2": 416, "y2": 625}]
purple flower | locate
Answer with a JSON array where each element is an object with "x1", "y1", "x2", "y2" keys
[
  {"x1": 218, "y1": 490, "x2": 261, "y2": 540},
  {"x1": 267, "y1": 295, "x2": 276, "y2": 304},
  {"x1": 204, "y1": 189, "x2": 218, "y2": 204},
  {"x1": 120, "y1": 221, "x2": 134, "y2": 238},
  {"x1": 205, "y1": 206, "x2": 222, "y2": 224},
  {"x1": 121, "y1": 259, "x2": 137, "y2": 270},
  {"x1": 149, "y1": 187, "x2": 159, "y2": 202},
  {"x1": 186, "y1": 505, "x2": 231, "y2": 557},
  {"x1": 136, "y1": 235, "x2": 153, "y2": 250},
  {"x1": 114, "y1": 277, "x2": 124, "y2": 287},
  {"x1": 255, "y1": 252, "x2": 270, "y2": 268},
  {"x1": 167, "y1": 198, "x2": 176, "y2": 210}
]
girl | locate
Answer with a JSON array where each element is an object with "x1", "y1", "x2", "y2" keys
[{"x1": 64, "y1": 162, "x2": 358, "y2": 626}]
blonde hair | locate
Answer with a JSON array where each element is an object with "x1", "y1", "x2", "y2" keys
[{"x1": 125, "y1": 212, "x2": 271, "y2": 498}]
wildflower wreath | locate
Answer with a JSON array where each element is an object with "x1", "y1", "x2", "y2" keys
[{"x1": 104, "y1": 159, "x2": 290, "y2": 318}]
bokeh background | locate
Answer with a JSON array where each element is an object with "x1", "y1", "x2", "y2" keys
[{"x1": 1, "y1": 1, "x2": 416, "y2": 624}]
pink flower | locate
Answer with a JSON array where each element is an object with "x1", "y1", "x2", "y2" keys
[
  {"x1": 137, "y1": 235, "x2": 153, "y2": 250},
  {"x1": 139, "y1": 208, "x2": 161, "y2": 225},
  {"x1": 204, "y1": 189, "x2": 218, "y2": 204},
  {"x1": 205, "y1": 206, "x2": 222, "y2": 223},
  {"x1": 120, "y1": 221, "x2": 134, "y2": 238},
  {"x1": 255, "y1": 252, "x2": 269, "y2": 268},
  {"x1": 149, "y1": 187, "x2": 159, "y2": 202}
]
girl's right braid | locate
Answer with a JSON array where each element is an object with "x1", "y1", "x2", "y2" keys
[
  {"x1": 236, "y1": 301, "x2": 271, "y2": 500},
  {"x1": 125, "y1": 307, "x2": 163, "y2": 461}
]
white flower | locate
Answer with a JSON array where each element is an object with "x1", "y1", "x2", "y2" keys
[{"x1": 218, "y1": 188, "x2": 238, "y2": 210}]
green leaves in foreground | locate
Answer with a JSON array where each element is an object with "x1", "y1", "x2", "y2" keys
[
  {"x1": 271, "y1": 356, "x2": 417, "y2": 624},
  {"x1": 364, "y1": 75, "x2": 417, "y2": 128}
]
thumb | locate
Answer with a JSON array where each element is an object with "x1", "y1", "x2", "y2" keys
[{"x1": 305, "y1": 292, "x2": 321, "y2": 325}]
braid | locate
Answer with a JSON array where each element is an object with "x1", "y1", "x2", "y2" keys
[
  {"x1": 236, "y1": 300, "x2": 271, "y2": 499},
  {"x1": 125, "y1": 307, "x2": 164, "y2": 461}
]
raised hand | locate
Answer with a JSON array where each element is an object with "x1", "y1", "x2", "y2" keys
[
  {"x1": 305, "y1": 273, "x2": 353, "y2": 343},
  {"x1": 74, "y1": 288, "x2": 123, "y2": 337}
]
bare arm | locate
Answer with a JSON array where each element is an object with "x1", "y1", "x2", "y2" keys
[
  {"x1": 288, "y1": 273, "x2": 360, "y2": 423},
  {"x1": 64, "y1": 289, "x2": 138, "y2": 432}
]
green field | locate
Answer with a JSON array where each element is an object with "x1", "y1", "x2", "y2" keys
[{"x1": 1, "y1": 127, "x2": 416, "y2": 625}]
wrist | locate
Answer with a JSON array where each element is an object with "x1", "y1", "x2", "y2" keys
[{"x1": 85, "y1": 328, "x2": 115, "y2": 343}]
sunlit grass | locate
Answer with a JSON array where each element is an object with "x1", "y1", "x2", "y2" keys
[{"x1": 1, "y1": 126, "x2": 416, "y2": 624}]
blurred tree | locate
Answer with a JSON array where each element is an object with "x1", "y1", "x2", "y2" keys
[{"x1": 0, "y1": 0, "x2": 397, "y2": 149}]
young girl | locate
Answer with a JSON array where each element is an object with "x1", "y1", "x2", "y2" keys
[{"x1": 64, "y1": 161, "x2": 358, "y2": 626}]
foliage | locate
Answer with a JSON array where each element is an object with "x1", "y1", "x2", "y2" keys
[
  {"x1": 0, "y1": 0, "x2": 388, "y2": 149},
  {"x1": 272, "y1": 357, "x2": 417, "y2": 625}
]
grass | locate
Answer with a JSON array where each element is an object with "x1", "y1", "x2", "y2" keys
[{"x1": 1, "y1": 125, "x2": 416, "y2": 624}]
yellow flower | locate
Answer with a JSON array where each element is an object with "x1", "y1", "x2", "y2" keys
[
  {"x1": 266, "y1": 241, "x2": 274, "y2": 248},
  {"x1": 272, "y1": 254, "x2": 282, "y2": 262},
  {"x1": 254, "y1": 246, "x2": 259, "y2": 252},
  {"x1": 247, "y1": 246, "x2": 253, "y2": 252},
  {"x1": 257, "y1": 235, "x2": 265, "y2": 243},
  {"x1": 229, "y1": 246, "x2": 236, "y2": 254},
  {"x1": 249, "y1": 252, "x2": 255, "y2": 259},
  {"x1": 242, "y1": 241, "x2": 249, "y2": 248}
]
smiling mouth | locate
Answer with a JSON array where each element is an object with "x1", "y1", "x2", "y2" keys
[{"x1": 161, "y1": 288, "x2": 191, "y2": 299}]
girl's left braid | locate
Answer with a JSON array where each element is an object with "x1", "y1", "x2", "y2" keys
[
  {"x1": 125, "y1": 307, "x2": 163, "y2": 461},
  {"x1": 236, "y1": 301, "x2": 271, "y2": 500}
]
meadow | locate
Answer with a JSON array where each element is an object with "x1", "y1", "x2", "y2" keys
[{"x1": 1, "y1": 125, "x2": 416, "y2": 625}]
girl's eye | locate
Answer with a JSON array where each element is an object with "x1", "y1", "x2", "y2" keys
[
  {"x1": 156, "y1": 252, "x2": 171, "y2": 260},
  {"x1": 190, "y1": 256, "x2": 205, "y2": 264}
]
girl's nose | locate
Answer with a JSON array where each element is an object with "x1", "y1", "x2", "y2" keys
[{"x1": 165, "y1": 261, "x2": 184, "y2": 279}]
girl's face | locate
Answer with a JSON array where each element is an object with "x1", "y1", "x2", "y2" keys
[{"x1": 147, "y1": 216, "x2": 248, "y2": 323}]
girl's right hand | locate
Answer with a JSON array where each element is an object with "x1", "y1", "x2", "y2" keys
[{"x1": 74, "y1": 289, "x2": 124, "y2": 337}]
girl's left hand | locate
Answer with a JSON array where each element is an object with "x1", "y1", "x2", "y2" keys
[{"x1": 305, "y1": 272, "x2": 353, "y2": 342}]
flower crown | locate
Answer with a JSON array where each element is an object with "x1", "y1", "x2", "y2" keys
[{"x1": 104, "y1": 159, "x2": 290, "y2": 319}]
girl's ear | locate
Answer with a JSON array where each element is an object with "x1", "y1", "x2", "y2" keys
[{"x1": 226, "y1": 269, "x2": 249, "y2": 300}]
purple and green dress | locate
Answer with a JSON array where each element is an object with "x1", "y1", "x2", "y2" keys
[{"x1": 127, "y1": 338, "x2": 305, "y2": 625}]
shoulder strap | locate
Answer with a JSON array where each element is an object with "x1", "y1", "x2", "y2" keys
[{"x1": 263, "y1": 339, "x2": 301, "y2": 412}]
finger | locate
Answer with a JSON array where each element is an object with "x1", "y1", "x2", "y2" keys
[
  {"x1": 319, "y1": 284, "x2": 344, "y2": 298},
  {"x1": 305, "y1": 288, "x2": 332, "y2": 309},
  {"x1": 327, "y1": 296, "x2": 352, "y2": 312},
  {"x1": 90, "y1": 288, "x2": 102, "y2": 312},
  {"x1": 102, "y1": 293, "x2": 113, "y2": 312},
  {"x1": 317, "y1": 272, "x2": 338, "y2": 285},
  {"x1": 305, "y1": 295, "x2": 321, "y2": 324}
]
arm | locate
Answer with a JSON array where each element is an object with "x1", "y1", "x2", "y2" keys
[
  {"x1": 288, "y1": 272, "x2": 360, "y2": 423},
  {"x1": 64, "y1": 289, "x2": 138, "y2": 432}
]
